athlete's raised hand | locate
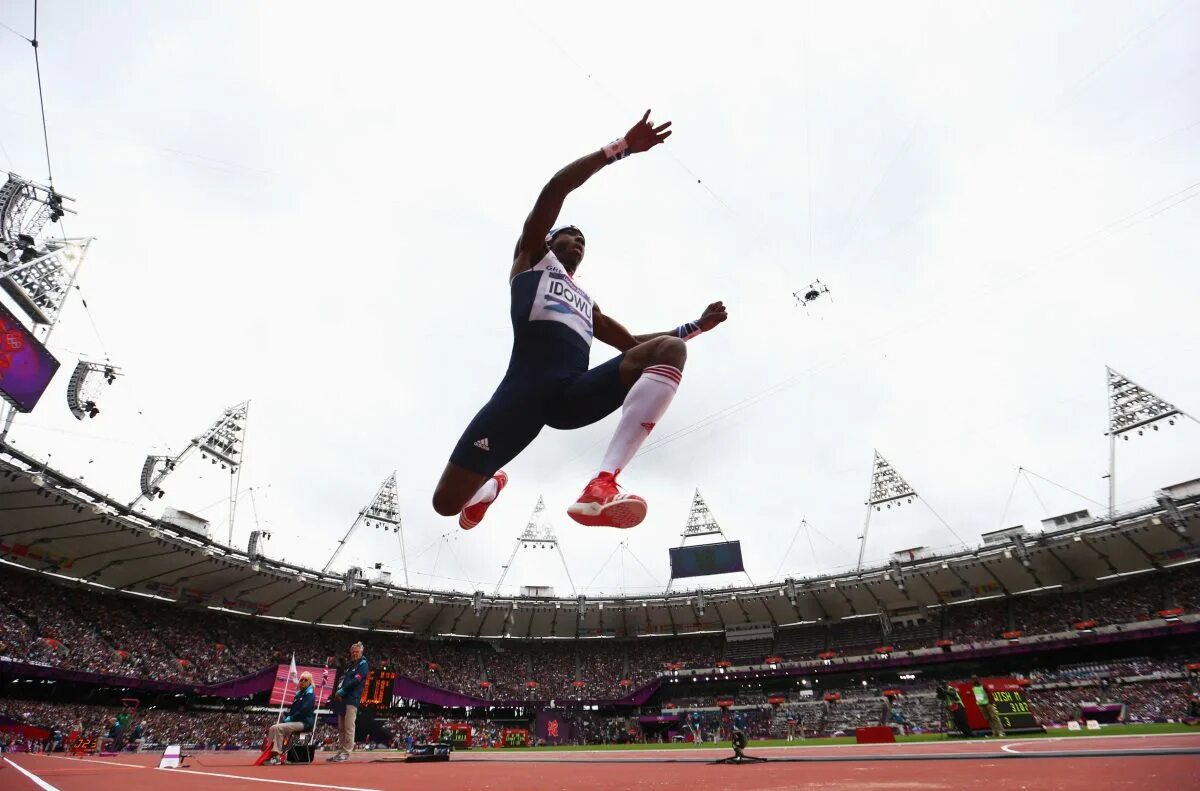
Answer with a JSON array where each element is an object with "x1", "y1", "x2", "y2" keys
[
  {"x1": 698, "y1": 301, "x2": 728, "y2": 332},
  {"x1": 625, "y1": 110, "x2": 672, "y2": 154}
]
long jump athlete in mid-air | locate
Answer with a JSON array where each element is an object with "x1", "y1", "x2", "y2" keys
[{"x1": 432, "y1": 111, "x2": 728, "y2": 529}]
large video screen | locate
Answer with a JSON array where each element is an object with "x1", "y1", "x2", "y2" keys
[
  {"x1": 269, "y1": 663, "x2": 339, "y2": 706},
  {"x1": 669, "y1": 541, "x2": 745, "y2": 579},
  {"x1": 0, "y1": 301, "x2": 59, "y2": 412}
]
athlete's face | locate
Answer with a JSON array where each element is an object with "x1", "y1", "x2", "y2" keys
[{"x1": 551, "y1": 230, "x2": 586, "y2": 272}]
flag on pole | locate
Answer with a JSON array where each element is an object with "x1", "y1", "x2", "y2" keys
[{"x1": 288, "y1": 653, "x2": 299, "y2": 683}]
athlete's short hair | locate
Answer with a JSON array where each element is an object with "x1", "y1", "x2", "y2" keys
[{"x1": 547, "y1": 225, "x2": 584, "y2": 244}]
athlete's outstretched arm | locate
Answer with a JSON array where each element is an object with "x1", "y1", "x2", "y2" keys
[
  {"x1": 512, "y1": 150, "x2": 606, "y2": 265},
  {"x1": 511, "y1": 111, "x2": 672, "y2": 278},
  {"x1": 594, "y1": 302, "x2": 728, "y2": 352}
]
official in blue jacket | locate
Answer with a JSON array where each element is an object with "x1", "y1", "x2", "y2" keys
[
  {"x1": 265, "y1": 671, "x2": 315, "y2": 765},
  {"x1": 328, "y1": 642, "x2": 368, "y2": 763}
]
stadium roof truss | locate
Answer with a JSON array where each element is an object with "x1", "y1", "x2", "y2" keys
[{"x1": 1, "y1": 442, "x2": 1197, "y2": 640}]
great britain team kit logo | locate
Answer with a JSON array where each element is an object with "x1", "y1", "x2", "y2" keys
[{"x1": 543, "y1": 270, "x2": 592, "y2": 321}]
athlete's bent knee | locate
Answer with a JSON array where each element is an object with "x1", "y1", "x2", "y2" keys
[
  {"x1": 432, "y1": 489, "x2": 462, "y2": 517},
  {"x1": 652, "y1": 336, "x2": 687, "y2": 368}
]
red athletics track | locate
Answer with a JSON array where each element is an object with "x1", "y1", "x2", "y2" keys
[{"x1": 3, "y1": 733, "x2": 1199, "y2": 791}]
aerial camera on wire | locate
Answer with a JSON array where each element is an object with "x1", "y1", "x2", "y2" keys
[{"x1": 793, "y1": 279, "x2": 831, "y2": 315}]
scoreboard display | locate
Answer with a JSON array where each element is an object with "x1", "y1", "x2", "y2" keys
[
  {"x1": 669, "y1": 541, "x2": 745, "y2": 579},
  {"x1": 359, "y1": 669, "x2": 397, "y2": 711},
  {"x1": 501, "y1": 728, "x2": 530, "y2": 747},
  {"x1": 988, "y1": 686, "x2": 1038, "y2": 732},
  {"x1": 953, "y1": 678, "x2": 1043, "y2": 734},
  {"x1": 434, "y1": 722, "x2": 472, "y2": 749}
]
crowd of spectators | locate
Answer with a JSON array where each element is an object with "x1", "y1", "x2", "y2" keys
[
  {"x1": 1029, "y1": 680, "x2": 1192, "y2": 724},
  {"x1": 1010, "y1": 590, "x2": 1079, "y2": 635},
  {"x1": 943, "y1": 598, "x2": 1009, "y2": 644},
  {"x1": 1027, "y1": 656, "x2": 1184, "y2": 683},
  {"x1": 1025, "y1": 655, "x2": 1198, "y2": 724},
  {"x1": 1088, "y1": 574, "x2": 1167, "y2": 626},
  {"x1": 0, "y1": 699, "x2": 275, "y2": 749},
  {"x1": 1, "y1": 658, "x2": 1195, "y2": 751},
  {"x1": 1, "y1": 564, "x2": 1198, "y2": 700}
]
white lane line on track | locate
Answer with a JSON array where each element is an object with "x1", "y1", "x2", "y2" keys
[
  {"x1": 4, "y1": 757, "x2": 63, "y2": 791},
  {"x1": 35, "y1": 753, "x2": 146, "y2": 768},
  {"x1": 33, "y1": 754, "x2": 384, "y2": 790},
  {"x1": 1002, "y1": 741, "x2": 1199, "y2": 756},
  {"x1": 154, "y1": 767, "x2": 386, "y2": 791}
]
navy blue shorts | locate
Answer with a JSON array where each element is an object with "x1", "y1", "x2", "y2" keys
[{"x1": 449, "y1": 354, "x2": 629, "y2": 477}]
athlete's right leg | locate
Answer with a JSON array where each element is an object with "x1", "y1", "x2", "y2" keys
[
  {"x1": 566, "y1": 337, "x2": 687, "y2": 528},
  {"x1": 432, "y1": 387, "x2": 542, "y2": 523},
  {"x1": 431, "y1": 462, "x2": 491, "y2": 517}
]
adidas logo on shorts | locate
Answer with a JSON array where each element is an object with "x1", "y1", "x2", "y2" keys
[{"x1": 473, "y1": 438, "x2": 490, "y2": 451}]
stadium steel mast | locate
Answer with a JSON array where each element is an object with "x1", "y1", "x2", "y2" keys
[
  {"x1": 322, "y1": 472, "x2": 407, "y2": 585},
  {"x1": 1105, "y1": 367, "x2": 1197, "y2": 518},
  {"x1": 856, "y1": 451, "x2": 917, "y2": 571},
  {"x1": 493, "y1": 495, "x2": 576, "y2": 596},
  {"x1": 131, "y1": 401, "x2": 250, "y2": 544}
]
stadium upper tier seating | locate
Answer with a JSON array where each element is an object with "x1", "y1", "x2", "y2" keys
[{"x1": 0, "y1": 563, "x2": 1197, "y2": 702}]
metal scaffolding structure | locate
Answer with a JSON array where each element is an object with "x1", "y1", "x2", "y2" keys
[
  {"x1": 494, "y1": 495, "x2": 576, "y2": 596},
  {"x1": 857, "y1": 450, "x2": 918, "y2": 571},
  {"x1": 1105, "y1": 366, "x2": 1197, "y2": 516},
  {"x1": 322, "y1": 473, "x2": 407, "y2": 585},
  {"x1": 130, "y1": 401, "x2": 250, "y2": 545}
]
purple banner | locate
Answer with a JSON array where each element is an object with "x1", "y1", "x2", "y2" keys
[
  {"x1": 197, "y1": 666, "x2": 277, "y2": 698},
  {"x1": 0, "y1": 302, "x2": 60, "y2": 413},
  {"x1": 0, "y1": 657, "x2": 193, "y2": 693}
]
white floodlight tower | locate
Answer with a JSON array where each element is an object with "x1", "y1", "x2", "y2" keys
[
  {"x1": 130, "y1": 401, "x2": 250, "y2": 544},
  {"x1": 680, "y1": 489, "x2": 727, "y2": 543},
  {"x1": 0, "y1": 173, "x2": 96, "y2": 438},
  {"x1": 1105, "y1": 366, "x2": 1196, "y2": 518},
  {"x1": 322, "y1": 472, "x2": 407, "y2": 585},
  {"x1": 857, "y1": 451, "x2": 918, "y2": 571},
  {"x1": 494, "y1": 495, "x2": 576, "y2": 596}
]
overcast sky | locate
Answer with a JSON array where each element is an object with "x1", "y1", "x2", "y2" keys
[{"x1": 1, "y1": 1, "x2": 1197, "y2": 599}]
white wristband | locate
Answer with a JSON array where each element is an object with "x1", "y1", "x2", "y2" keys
[{"x1": 602, "y1": 137, "x2": 630, "y2": 163}]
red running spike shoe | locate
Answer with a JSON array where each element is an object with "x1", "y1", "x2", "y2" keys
[
  {"x1": 567, "y1": 471, "x2": 647, "y2": 528},
  {"x1": 459, "y1": 471, "x2": 508, "y2": 530}
]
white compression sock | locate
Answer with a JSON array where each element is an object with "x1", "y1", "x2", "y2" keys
[
  {"x1": 463, "y1": 477, "x2": 498, "y2": 510},
  {"x1": 599, "y1": 365, "x2": 682, "y2": 475}
]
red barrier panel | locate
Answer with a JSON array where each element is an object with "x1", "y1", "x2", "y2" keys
[{"x1": 855, "y1": 726, "x2": 895, "y2": 744}]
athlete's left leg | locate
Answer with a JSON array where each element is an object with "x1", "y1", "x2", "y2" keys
[
  {"x1": 547, "y1": 336, "x2": 687, "y2": 528},
  {"x1": 603, "y1": 336, "x2": 686, "y2": 474}
]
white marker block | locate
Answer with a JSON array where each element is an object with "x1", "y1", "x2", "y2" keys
[{"x1": 158, "y1": 744, "x2": 182, "y2": 769}]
